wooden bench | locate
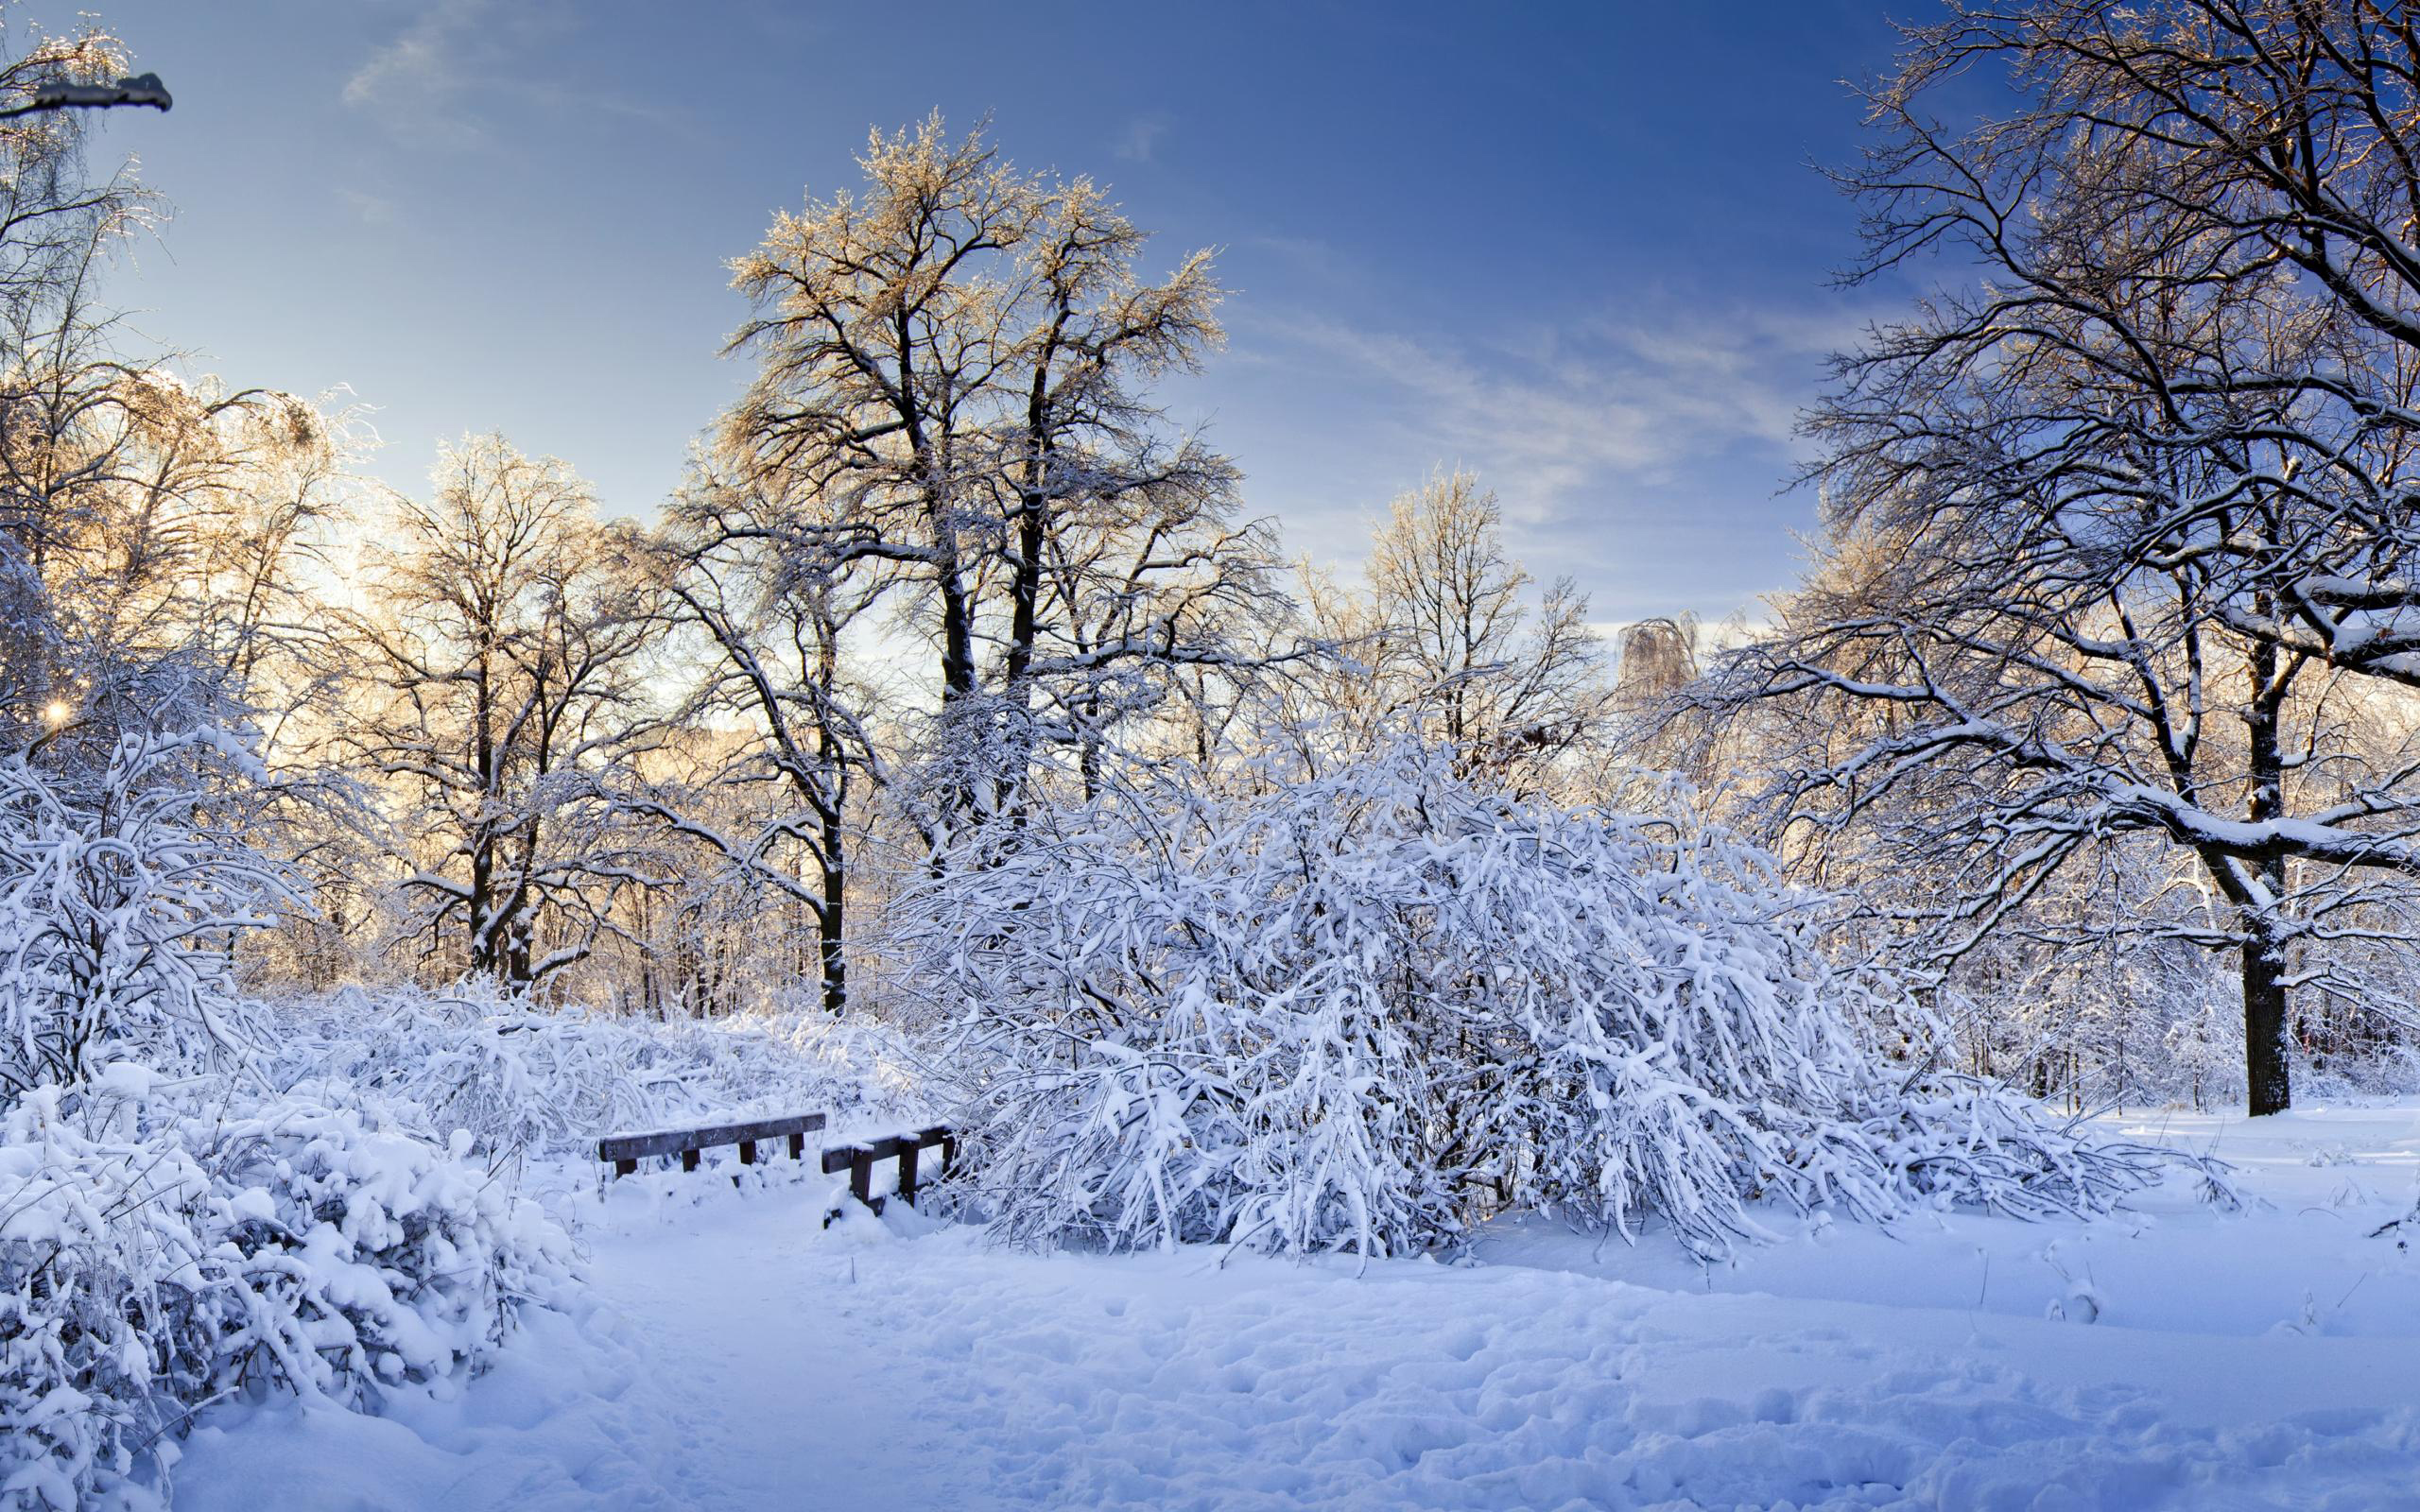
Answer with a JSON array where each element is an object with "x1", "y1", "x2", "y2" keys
[
  {"x1": 821, "y1": 1125, "x2": 956, "y2": 1217},
  {"x1": 597, "y1": 1111, "x2": 828, "y2": 1177}
]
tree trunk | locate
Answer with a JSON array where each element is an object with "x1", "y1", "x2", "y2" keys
[
  {"x1": 2241, "y1": 928, "x2": 2291, "y2": 1117},
  {"x1": 1000, "y1": 340, "x2": 1064, "y2": 822},
  {"x1": 2240, "y1": 620, "x2": 2292, "y2": 1117},
  {"x1": 818, "y1": 853, "x2": 847, "y2": 1018},
  {"x1": 468, "y1": 846, "x2": 496, "y2": 978},
  {"x1": 939, "y1": 568, "x2": 977, "y2": 704},
  {"x1": 813, "y1": 621, "x2": 850, "y2": 1015},
  {"x1": 1001, "y1": 487, "x2": 1046, "y2": 817},
  {"x1": 814, "y1": 784, "x2": 848, "y2": 1018}
]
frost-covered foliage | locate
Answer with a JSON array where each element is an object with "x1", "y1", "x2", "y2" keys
[
  {"x1": 0, "y1": 737, "x2": 634, "y2": 1507},
  {"x1": 912, "y1": 746, "x2": 2182, "y2": 1261},
  {"x1": 1895, "y1": 833, "x2": 2420, "y2": 1112},
  {"x1": 253, "y1": 982, "x2": 928, "y2": 1163},
  {"x1": 0, "y1": 1072, "x2": 574, "y2": 1509},
  {"x1": 0, "y1": 969, "x2": 928, "y2": 1510},
  {"x1": 0, "y1": 731, "x2": 300, "y2": 1097}
]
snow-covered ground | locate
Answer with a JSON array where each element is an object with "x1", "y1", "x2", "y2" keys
[{"x1": 170, "y1": 1102, "x2": 2420, "y2": 1511}]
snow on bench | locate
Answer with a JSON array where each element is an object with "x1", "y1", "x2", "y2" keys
[
  {"x1": 596, "y1": 1111, "x2": 829, "y2": 1177},
  {"x1": 821, "y1": 1125, "x2": 956, "y2": 1219},
  {"x1": 597, "y1": 1114, "x2": 958, "y2": 1221}
]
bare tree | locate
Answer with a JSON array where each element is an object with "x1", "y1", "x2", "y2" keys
[
  {"x1": 0, "y1": 20, "x2": 352, "y2": 763},
  {"x1": 1698, "y1": 0, "x2": 2420, "y2": 1114},
  {"x1": 720, "y1": 115, "x2": 1282, "y2": 839},
  {"x1": 1305, "y1": 470, "x2": 1608, "y2": 792},
  {"x1": 1616, "y1": 617, "x2": 1699, "y2": 704},
  {"x1": 347, "y1": 435, "x2": 662, "y2": 987},
  {"x1": 644, "y1": 468, "x2": 885, "y2": 1016},
  {"x1": 0, "y1": 21, "x2": 154, "y2": 749}
]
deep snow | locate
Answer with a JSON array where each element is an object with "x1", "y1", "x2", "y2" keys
[{"x1": 169, "y1": 1102, "x2": 2420, "y2": 1511}]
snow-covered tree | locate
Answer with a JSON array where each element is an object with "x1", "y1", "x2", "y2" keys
[
  {"x1": 347, "y1": 435, "x2": 665, "y2": 987},
  {"x1": 1365, "y1": 471, "x2": 1607, "y2": 782},
  {"x1": 720, "y1": 115, "x2": 1286, "y2": 841},
  {"x1": 1691, "y1": 0, "x2": 2420, "y2": 1114},
  {"x1": 1292, "y1": 472, "x2": 1608, "y2": 796},
  {"x1": 0, "y1": 24, "x2": 350, "y2": 767},
  {"x1": 640, "y1": 467, "x2": 887, "y2": 1017},
  {"x1": 0, "y1": 728, "x2": 298, "y2": 1095},
  {"x1": 1615, "y1": 616, "x2": 1699, "y2": 705},
  {"x1": 910, "y1": 742, "x2": 2170, "y2": 1260}
]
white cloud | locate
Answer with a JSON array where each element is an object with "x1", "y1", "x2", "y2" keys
[
  {"x1": 343, "y1": 0, "x2": 687, "y2": 148},
  {"x1": 337, "y1": 186, "x2": 398, "y2": 226},
  {"x1": 343, "y1": 0, "x2": 494, "y2": 146},
  {"x1": 1249, "y1": 299, "x2": 1866, "y2": 527},
  {"x1": 1114, "y1": 112, "x2": 1172, "y2": 163},
  {"x1": 1204, "y1": 294, "x2": 1881, "y2": 625}
]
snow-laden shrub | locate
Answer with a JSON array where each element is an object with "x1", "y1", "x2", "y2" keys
[
  {"x1": 0, "y1": 731, "x2": 589, "y2": 1507},
  {"x1": 187, "y1": 1080, "x2": 578, "y2": 1398},
  {"x1": 254, "y1": 982, "x2": 927, "y2": 1163},
  {"x1": 0, "y1": 1082, "x2": 215, "y2": 1510},
  {"x1": 0, "y1": 730, "x2": 299, "y2": 1097},
  {"x1": 1862, "y1": 1073, "x2": 2176, "y2": 1219},
  {"x1": 0, "y1": 1073, "x2": 575, "y2": 1510},
  {"x1": 911, "y1": 746, "x2": 2179, "y2": 1261}
]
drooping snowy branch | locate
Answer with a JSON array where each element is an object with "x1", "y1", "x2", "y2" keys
[{"x1": 909, "y1": 743, "x2": 2178, "y2": 1261}]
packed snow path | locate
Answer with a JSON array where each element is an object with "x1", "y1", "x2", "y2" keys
[{"x1": 177, "y1": 1106, "x2": 2420, "y2": 1511}]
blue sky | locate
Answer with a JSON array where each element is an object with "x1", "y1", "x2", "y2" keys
[{"x1": 82, "y1": 0, "x2": 1909, "y2": 626}]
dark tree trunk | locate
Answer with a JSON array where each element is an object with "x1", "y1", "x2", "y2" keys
[
  {"x1": 818, "y1": 857, "x2": 847, "y2": 1018},
  {"x1": 812, "y1": 624, "x2": 850, "y2": 1015},
  {"x1": 1001, "y1": 489, "x2": 1046, "y2": 818},
  {"x1": 938, "y1": 569, "x2": 977, "y2": 705},
  {"x1": 2239, "y1": 619, "x2": 2291, "y2": 1117},
  {"x1": 2241, "y1": 928, "x2": 2290, "y2": 1117},
  {"x1": 468, "y1": 847, "x2": 496, "y2": 977},
  {"x1": 999, "y1": 332, "x2": 1065, "y2": 822},
  {"x1": 814, "y1": 790, "x2": 848, "y2": 1017}
]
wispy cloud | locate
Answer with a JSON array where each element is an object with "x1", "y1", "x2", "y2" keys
[
  {"x1": 344, "y1": 0, "x2": 691, "y2": 148},
  {"x1": 1208, "y1": 295, "x2": 1880, "y2": 622},
  {"x1": 1241, "y1": 299, "x2": 1869, "y2": 528},
  {"x1": 1114, "y1": 112, "x2": 1172, "y2": 163},
  {"x1": 337, "y1": 186, "x2": 399, "y2": 226},
  {"x1": 342, "y1": 0, "x2": 495, "y2": 146}
]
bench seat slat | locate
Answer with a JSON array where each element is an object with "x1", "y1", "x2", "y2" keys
[{"x1": 596, "y1": 1111, "x2": 827, "y2": 1163}]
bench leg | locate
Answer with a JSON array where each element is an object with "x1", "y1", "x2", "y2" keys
[
  {"x1": 788, "y1": 1131, "x2": 805, "y2": 1161},
  {"x1": 738, "y1": 1140, "x2": 756, "y2": 1165},
  {"x1": 682, "y1": 1149, "x2": 700, "y2": 1174},
  {"x1": 614, "y1": 1158, "x2": 636, "y2": 1179},
  {"x1": 898, "y1": 1142, "x2": 920, "y2": 1206},
  {"x1": 851, "y1": 1149, "x2": 874, "y2": 1210}
]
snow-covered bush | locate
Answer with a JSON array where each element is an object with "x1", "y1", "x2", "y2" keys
[
  {"x1": 0, "y1": 1082, "x2": 218, "y2": 1509},
  {"x1": 187, "y1": 1080, "x2": 578, "y2": 1399},
  {"x1": 253, "y1": 981, "x2": 928, "y2": 1163},
  {"x1": 0, "y1": 1073, "x2": 575, "y2": 1509},
  {"x1": 911, "y1": 745, "x2": 2181, "y2": 1261},
  {"x1": 0, "y1": 730, "x2": 299, "y2": 1097}
]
